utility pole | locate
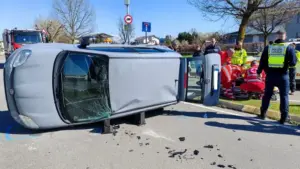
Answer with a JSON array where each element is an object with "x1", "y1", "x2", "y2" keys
[{"x1": 125, "y1": 0, "x2": 130, "y2": 44}]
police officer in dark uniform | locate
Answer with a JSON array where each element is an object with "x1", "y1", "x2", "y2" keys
[{"x1": 257, "y1": 30, "x2": 297, "y2": 124}]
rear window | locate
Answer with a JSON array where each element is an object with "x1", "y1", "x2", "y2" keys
[{"x1": 86, "y1": 47, "x2": 175, "y2": 53}]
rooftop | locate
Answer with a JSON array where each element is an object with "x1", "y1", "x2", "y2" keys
[{"x1": 226, "y1": 26, "x2": 285, "y2": 36}]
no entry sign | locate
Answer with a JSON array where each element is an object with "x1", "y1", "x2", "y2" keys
[{"x1": 124, "y1": 15, "x2": 133, "y2": 24}]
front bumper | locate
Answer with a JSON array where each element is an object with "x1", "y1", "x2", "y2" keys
[{"x1": 3, "y1": 61, "x2": 39, "y2": 129}]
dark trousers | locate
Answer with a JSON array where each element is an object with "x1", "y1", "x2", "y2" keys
[
  {"x1": 261, "y1": 73, "x2": 289, "y2": 120},
  {"x1": 289, "y1": 68, "x2": 296, "y2": 93}
]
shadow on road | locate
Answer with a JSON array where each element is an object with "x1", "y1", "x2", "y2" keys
[
  {"x1": 0, "y1": 109, "x2": 165, "y2": 136},
  {"x1": 164, "y1": 110, "x2": 300, "y2": 137},
  {"x1": 0, "y1": 111, "x2": 37, "y2": 135}
]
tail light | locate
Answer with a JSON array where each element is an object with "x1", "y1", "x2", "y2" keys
[{"x1": 184, "y1": 73, "x2": 187, "y2": 89}]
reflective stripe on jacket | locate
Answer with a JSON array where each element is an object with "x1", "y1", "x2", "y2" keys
[
  {"x1": 244, "y1": 66, "x2": 262, "y2": 83},
  {"x1": 221, "y1": 64, "x2": 242, "y2": 84},
  {"x1": 221, "y1": 65, "x2": 232, "y2": 83},
  {"x1": 268, "y1": 43, "x2": 287, "y2": 68},
  {"x1": 231, "y1": 49, "x2": 247, "y2": 65}
]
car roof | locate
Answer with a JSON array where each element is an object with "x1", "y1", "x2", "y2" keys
[{"x1": 21, "y1": 43, "x2": 181, "y2": 58}]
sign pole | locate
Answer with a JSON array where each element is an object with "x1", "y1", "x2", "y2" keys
[
  {"x1": 125, "y1": 1, "x2": 130, "y2": 45},
  {"x1": 145, "y1": 25, "x2": 148, "y2": 44},
  {"x1": 145, "y1": 31, "x2": 147, "y2": 44}
]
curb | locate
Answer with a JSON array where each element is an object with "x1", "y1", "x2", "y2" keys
[{"x1": 218, "y1": 100, "x2": 300, "y2": 125}]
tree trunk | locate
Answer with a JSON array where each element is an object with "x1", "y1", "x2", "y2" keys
[
  {"x1": 237, "y1": 14, "x2": 251, "y2": 43},
  {"x1": 263, "y1": 34, "x2": 268, "y2": 47}
]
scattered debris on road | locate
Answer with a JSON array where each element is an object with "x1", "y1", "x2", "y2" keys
[
  {"x1": 165, "y1": 146, "x2": 170, "y2": 149},
  {"x1": 182, "y1": 154, "x2": 195, "y2": 160},
  {"x1": 218, "y1": 154, "x2": 223, "y2": 158},
  {"x1": 129, "y1": 149, "x2": 133, "y2": 152},
  {"x1": 168, "y1": 149, "x2": 187, "y2": 158},
  {"x1": 238, "y1": 138, "x2": 242, "y2": 141},
  {"x1": 113, "y1": 125, "x2": 120, "y2": 129},
  {"x1": 193, "y1": 150, "x2": 199, "y2": 155},
  {"x1": 217, "y1": 148, "x2": 220, "y2": 151},
  {"x1": 179, "y1": 137, "x2": 185, "y2": 141},
  {"x1": 204, "y1": 145, "x2": 214, "y2": 149},
  {"x1": 139, "y1": 143, "x2": 143, "y2": 146},
  {"x1": 145, "y1": 143, "x2": 150, "y2": 146},
  {"x1": 211, "y1": 162, "x2": 216, "y2": 165},
  {"x1": 112, "y1": 130, "x2": 118, "y2": 136},
  {"x1": 228, "y1": 164, "x2": 237, "y2": 169},
  {"x1": 250, "y1": 159, "x2": 253, "y2": 162},
  {"x1": 137, "y1": 136, "x2": 141, "y2": 140},
  {"x1": 217, "y1": 164, "x2": 225, "y2": 168}
]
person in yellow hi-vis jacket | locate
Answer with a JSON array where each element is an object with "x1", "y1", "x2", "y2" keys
[
  {"x1": 232, "y1": 41, "x2": 247, "y2": 66},
  {"x1": 257, "y1": 30, "x2": 297, "y2": 125},
  {"x1": 289, "y1": 43, "x2": 300, "y2": 95}
]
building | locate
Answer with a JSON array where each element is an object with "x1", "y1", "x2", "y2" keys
[
  {"x1": 81, "y1": 33, "x2": 114, "y2": 44},
  {"x1": 134, "y1": 35, "x2": 160, "y2": 45},
  {"x1": 224, "y1": 13, "x2": 300, "y2": 44},
  {"x1": 223, "y1": 26, "x2": 284, "y2": 45},
  {"x1": 286, "y1": 13, "x2": 300, "y2": 40}
]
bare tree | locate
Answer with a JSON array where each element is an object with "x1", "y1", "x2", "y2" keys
[
  {"x1": 34, "y1": 17, "x2": 64, "y2": 42},
  {"x1": 187, "y1": 0, "x2": 284, "y2": 43},
  {"x1": 118, "y1": 18, "x2": 135, "y2": 44},
  {"x1": 249, "y1": 0, "x2": 300, "y2": 46},
  {"x1": 53, "y1": 0, "x2": 95, "y2": 44}
]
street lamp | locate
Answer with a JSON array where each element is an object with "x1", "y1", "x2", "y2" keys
[
  {"x1": 124, "y1": 0, "x2": 130, "y2": 15},
  {"x1": 124, "y1": 0, "x2": 130, "y2": 5}
]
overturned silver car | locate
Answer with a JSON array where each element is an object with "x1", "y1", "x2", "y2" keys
[{"x1": 4, "y1": 43, "x2": 182, "y2": 130}]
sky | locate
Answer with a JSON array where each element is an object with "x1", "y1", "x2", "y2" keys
[{"x1": 0, "y1": 0, "x2": 239, "y2": 39}]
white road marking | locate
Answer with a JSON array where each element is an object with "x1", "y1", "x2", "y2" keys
[
  {"x1": 181, "y1": 101, "x2": 300, "y2": 132},
  {"x1": 142, "y1": 129, "x2": 175, "y2": 142}
]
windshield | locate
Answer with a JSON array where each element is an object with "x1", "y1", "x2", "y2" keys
[{"x1": 12, "y1": 31, "x2": 42, "y2": 44}]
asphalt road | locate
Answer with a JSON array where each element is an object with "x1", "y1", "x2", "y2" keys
[{"x1": 0, "y1": 69, "x2": 300, "y2": 169}]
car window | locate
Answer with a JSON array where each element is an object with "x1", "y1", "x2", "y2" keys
[
  {"x1": 63, "y1": 53, "x2": 92, "y2": 76},
  {"x1": 61, "y1": 52, "x2": 111, "y2": 123}
]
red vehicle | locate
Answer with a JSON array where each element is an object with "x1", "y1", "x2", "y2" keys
[{"x1": 2, "y1": 28, "x2": 48, "y2": 59}]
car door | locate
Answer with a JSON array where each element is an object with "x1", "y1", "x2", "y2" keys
[
  {"x1": 178, "y1": 54, "x2": 221, "y2": 106},
  {"x1": 178, "y1": 56, "x2": 204, "y2": 103}
]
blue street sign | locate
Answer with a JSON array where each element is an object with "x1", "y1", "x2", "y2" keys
[{"x1": 142, "y1": 22, "x2": 151, "y2": 32}]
